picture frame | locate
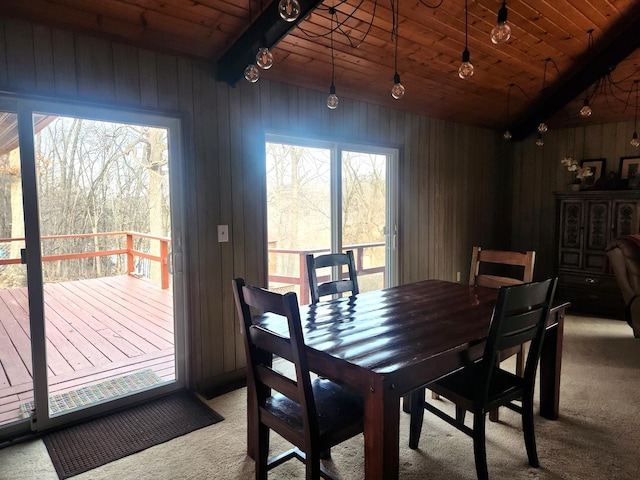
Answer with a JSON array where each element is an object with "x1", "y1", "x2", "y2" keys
[
  {"x1": 580, "y1": 158, "x2": 605, "y2": 186},
  {"x1": 619, "y1": 156, "x2": 640, "y2": 180}
]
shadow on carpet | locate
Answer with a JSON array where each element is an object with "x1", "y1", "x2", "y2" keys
[{"x1": 43, "y1": 390, "x2": 224, "y2": 479}]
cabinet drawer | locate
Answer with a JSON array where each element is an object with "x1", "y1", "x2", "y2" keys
[
  {"x1": 557, "y1": 286, "x2": 624, "y2": 317},
  {"x1": 558, "y1": 271, "x2": 619, "y2": 292}
]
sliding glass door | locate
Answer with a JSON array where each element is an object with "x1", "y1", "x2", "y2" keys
[
  {"x1": 0, "y1": 97, "x2": 187, "y2": 438},
  {"x1": 266, "y1": 135, "x2": 398, "y2": 304}
]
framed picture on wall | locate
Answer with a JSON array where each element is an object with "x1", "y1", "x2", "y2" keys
[
  {"x1": 619, "y1": 156, "x2": 640, "y2": 179},
  {"x1": 580, "y1": 158, "x2": 605, "y2": 187}
]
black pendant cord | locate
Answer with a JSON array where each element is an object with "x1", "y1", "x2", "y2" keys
[
  {"x1": 464, "y1": 0, "x2": 468, "y2": 51},
  {"x1": 393, "y1": 0, "x2": 399, "y2": 74},
  {"x1": 330, "y1": 8, "x2": 336, "y2": 87},
  {"x1": 633, "y1": 80, "x2": 638, "y2": 132}
]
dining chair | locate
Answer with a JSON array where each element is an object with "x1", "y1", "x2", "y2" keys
[
  {"x1": 232, "y1": 278, "x2": 364, "y2": 480},
  {"x1": 432, "y1": 246, "x2": 536, "y2": 408},
  {"x1": 408, "y1": 278, "x2": 557, "y2": 480},
  {"x1": 306, "y1": 250, "x2": 359, "y2": 304},
  {"x1": 470, "y1": 245, "x2": 536, "y2": 371}
]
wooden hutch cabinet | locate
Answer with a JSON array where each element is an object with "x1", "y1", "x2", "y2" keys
[{"x1": 555, "y1": 190, "x2": 640, "y2": 317}]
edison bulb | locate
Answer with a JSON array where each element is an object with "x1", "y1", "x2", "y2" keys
[
  {"x1": 536, "y1": 134, "x2": 544, "y2": 146},
  {"x1": 327, "y1": 93, "x2": 339, "y2": 109},
  {"x1": 244, "y1": 64, "x2": 259, "y2": 83},
  {"x1": 278, "y1": 0, "x2": 301, "y2": 22},
  {"x1": 580, "y1": 103, "x2": 592, "y2": 117},
  {"x1": 256, "y1": 47, "x2": 273, "y2": 70},
  {"x1": 632, "y1": 132, "x2": 640, "y2": 147},
  {"x1": 458, "y1": 61, "x2": 474, "y2": 79},
  {"x1": 537, "y1": 122, "x2": 548, "y2": 133},
  {"x1": 503, "y1": 130, "x2": 512, "y2": 140},
  {"x1": 391, "y1": 74, "x2": 405, "y2": 99},
  {"x1": 490, "y1": 23, "x2": 511, "y2": 45}
]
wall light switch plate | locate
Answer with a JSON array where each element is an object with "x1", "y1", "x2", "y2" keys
[{"x1": 218, "y1": 225, "x2": 229, "y2": 243}]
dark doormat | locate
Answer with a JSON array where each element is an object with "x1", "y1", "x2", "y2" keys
[{"x1": 43, "y1": 390, "x2": 224, "y2": 479}]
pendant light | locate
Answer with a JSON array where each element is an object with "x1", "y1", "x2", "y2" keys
[
  {"x1": 579, "y1": 30, "x2": 594, "y2": 117},
  {"x1": 326, "y1": 8, "x2": 339, "y2": 109},
  {"x1": 503, "y1": 83, "x2": 513, "y2": 140},
  {"x1": 256, "y1": 47, "x2": 274, "y2": 69},
  {"x1": 256, "y1": 2, "x2": 273, "y2": 72},
  {"x1": 490, "y1": 1, "x2": 511, "y2": 45},
  {"x1": 278, "y1": 0, "x2": 301, "y2": 22},
  {"x1": 536, "y1": 132, "x2": 544, "y2": 147},
  {"x1": 537, "y1": 58, "x2": 551, "y2": 133},
  {"x1": 458, "y1": 0, "x2": 474, "y2": 80},
  {"x1": 631, "y1": 80, "x2": 640, "y2": 147},
  {"x1": 391, "y1": 0, "x2": 405, "y2": 99},
  {"x1": 244, "y1": 0, "x2": 259, "y2": 83}
]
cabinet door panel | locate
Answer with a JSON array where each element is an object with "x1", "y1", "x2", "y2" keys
[
  {"x1": 560, "y1": 201, "x2": 583, "y2": 250},
  {"x1": 585, "y1": 201, "x2": 610, "y2": 251},
  {"x1": 612, "y1": 200, "x2": 640, "y2": 237}
]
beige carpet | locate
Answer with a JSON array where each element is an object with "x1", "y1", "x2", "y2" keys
[{"x1": 1, "y1": 314, "x2": 639, "y2": 479}]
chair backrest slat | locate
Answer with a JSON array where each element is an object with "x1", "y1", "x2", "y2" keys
[
  {"x1": 306, "y1": 250, "x2": 359, "y2": 304},
  {"x1": 254, "y1": 363, "x2": 300, "y2": 401}
]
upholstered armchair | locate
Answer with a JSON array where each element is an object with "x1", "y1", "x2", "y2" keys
[{"x1": 605, "y1": 235, "x2": 640, "y2": 338}]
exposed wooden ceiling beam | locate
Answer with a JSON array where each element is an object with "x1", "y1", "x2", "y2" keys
[
  {"x1": 511, "y1": 12, "x2": 640, "y2": 141},
  {"x1": 216, "y1": 0, "x2": 324, "y2": 86}
]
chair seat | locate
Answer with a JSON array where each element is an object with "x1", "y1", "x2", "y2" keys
[
  {"x1": 264, "y1": 378, "x2": 364, "y2": 447},
  {"x1": 430, "y1": 363, "x2": 524, "y2": 414}
]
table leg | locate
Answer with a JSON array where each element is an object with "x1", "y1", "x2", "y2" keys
[
  {"x1": 364, "y1": 382, "x2": 400, "y2": 479},
  {"x1": 539, "y1": 307, "x2": 565, "y2": 420}
]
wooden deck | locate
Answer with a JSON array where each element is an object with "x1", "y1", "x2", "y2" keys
[{"x1": 0, "y1": 275, "x2": 174, "y2": 425}]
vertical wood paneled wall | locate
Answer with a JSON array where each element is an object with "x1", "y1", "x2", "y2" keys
[
  {"x1": 510, "y1": 123, "x2": 640, "y2": 282},
  {"x1": 0, "y1": 19, "x2": 503, "y2": 389}
]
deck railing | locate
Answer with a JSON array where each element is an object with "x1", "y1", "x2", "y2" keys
[
  {"x1": 0, "y1": 231, "x2": 171, "y2": 289},
  {"x1": 268, "y1": 242, "x2": 385, "y2": 304}
]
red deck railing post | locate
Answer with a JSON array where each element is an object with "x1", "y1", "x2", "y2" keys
[
  {"x1": 299, "y1": 252, "x2": 309, "y2": 305},
  {"x1": 160, "y1": 239, "x2": 169, "y2": 290},
  {"x1": 126, "y1": 233, "x2": 134, "y2": 276}
]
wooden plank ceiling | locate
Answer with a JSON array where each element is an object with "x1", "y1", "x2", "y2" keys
[{"x1": 3, "y1": 0, "x2": 640, "y2": 139}]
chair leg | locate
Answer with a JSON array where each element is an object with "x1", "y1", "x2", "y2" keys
[
  {"x1": 515, "y1": 345, "x2": 525, "y2": 377},
  {"x1": 455, "y1": 405, "x2": 466, "y2": 423},
  {"x1": 472, "y1": 414, "x2": 489, "y2": 480},
  {"x1": 256, "y1": 423, "x2": 269, "y2": 480},
  {"x1": 305, "y1": 449, "x2": 321, "y2": 480},
  {"x1": 522, "y1": 394, "x2": 540, "y2": 468},
  {"x1": 409, "y1": 389, "x2": 425, "y2": 449}
]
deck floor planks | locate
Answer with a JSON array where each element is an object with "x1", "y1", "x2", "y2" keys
[
  {"x1": 86, "y1": 276, "x2": 174, "y2": 336},
  {"x1": 12, "y1": 288, "x2": 91, "y2": 374},
  {"x1": 0, "y1": 292, "x2": 33, "y2": 386},
  {"x1": 51, "y1": 282, "x2": 151, "y2": 357},
  {"x1": 98, "y1": 275, "x2": 173, "y2": 319},
  {"x1": 45, "y1": 282, "x2": 131, "y2": 363},
  {"x1": 0, "y1": 275, "x2": 175, "y2": 426},
  {"x1": 62, "y1": 279, "x2": 173, "y2": 349}
]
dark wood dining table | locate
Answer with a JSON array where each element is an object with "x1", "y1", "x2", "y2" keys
[{"x1": 250, "y1": 279, "x2": 568, "y2": 479}]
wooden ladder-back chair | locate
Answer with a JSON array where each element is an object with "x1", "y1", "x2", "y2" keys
[
  {"x1": 433, "y1": 246, "x2": 536, "y2": 408},
  {"x1": 409, "y1": 278, "x2": 557, "y2": 480},
  {"x1": 306, "y1": 250, "x2": 359, "y2": 304},
  {"x1": 232, "y1": 278, "x2": 364, "y2": 480},
  {"x1": 458, "y1": 246, "x2": 537, "y2": 420}
]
